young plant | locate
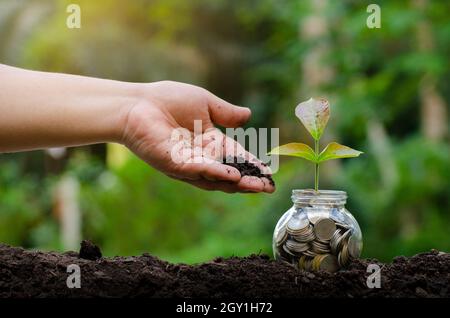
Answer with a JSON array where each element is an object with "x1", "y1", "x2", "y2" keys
[{"x1": 269, "y1": 98, "x2": 363, "y2": 191}]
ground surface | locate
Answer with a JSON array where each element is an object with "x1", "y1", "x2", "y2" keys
[{"x1": 0, "y1": 242, "x2": 448, "y2": 298}]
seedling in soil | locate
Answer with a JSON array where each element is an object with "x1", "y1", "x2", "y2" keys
[{"x1": 268, "y1": 98, "x2": 362, "y2": 191}]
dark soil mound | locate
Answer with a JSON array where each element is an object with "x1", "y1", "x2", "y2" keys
[
  {"x1": 0, "y1": 243, "x2": 448, "y2": 298},
  {"x1": 79, "y1": 240, "x2": 102, "y2": 261},
  {"x1": 222, "y1": 156, "x2": 275, "y2": 186}
]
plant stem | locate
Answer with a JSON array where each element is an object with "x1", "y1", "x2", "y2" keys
[{"x1": 314, "y1": 139, "x2": 319, "y2": 192}]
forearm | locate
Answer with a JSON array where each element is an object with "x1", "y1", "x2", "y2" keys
[{"x1": 0, "y1": 64, "x2": 138, "y2": 152}]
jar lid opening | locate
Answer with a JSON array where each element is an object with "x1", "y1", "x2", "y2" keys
[{"x1": 291, "y1": 189, "x2": 347, "y2": 206}]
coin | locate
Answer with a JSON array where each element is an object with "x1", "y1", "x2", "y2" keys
[
  {"x1": 341, "y1": 228, "x2": 352, "y2": 241},
  {"x1": 320, "y1": 254, "x2": 339, "y2": 272},
  {"x1": 277, "y1": 245, "x2": 292, "y2": 262},
  {"x1": 298, "y1": 255, "x2": 308, "y2": 270},
  {"x1": 285, "y1": 239, "x2": 309, "y2": 253},
  {"x1": 335, "y1": 222, "x2": 351, "y2": 230},
  {"x1": 330, "y1": 208, "x2": 345, "y2": 223},
  {"x1": 286, "y1": 214, "x2": 309, "y2": 233},
  {"x1": 316, "y1": 237, "x2": 330, "y2": 244},
  {"x1": 292, "y1": 225, "x2": 315, "y2": 243},
  {"x1": 311, "y1": 254, "x2": 325, "y2": 270},
  {"x1": 303, "y1": 249, "x2": 317, "y2": 258},
  {"x1": 311, "y1": 240, "x2": 331, "y2": 254},
  {"x1": 282, "y1": 243, "x2": 296, "y2": 257},
  {"x1": 314, "y1": 218, "x2": 336, "y2": 241},
  {"x1": 311, "y1": 254, "x2": 339, "y2": 272},
  {"x1": 275, "y1": 213, "x2": 360, "y2": 272},
  {"x1": 307, "y1": 209, "x2": 330, "y2": 224},
  {"x1": 330, "y1": 229, "x2": 342, "y2": 255},
  {"x1": 275, "y1": 226, "x2": 288, "y2": 246},
  {"x1": 303, "y1": 257, "x2": 313, "y2": 271},
  {"x1": 337, "y1": 229, "x2": 350, "y2": 256},
  {"x1": 348, "y1": 234, "x2": 362, "y2": 258},
  {"x1": 338, "y1": 242, "x2": 350, "y2": 267}
]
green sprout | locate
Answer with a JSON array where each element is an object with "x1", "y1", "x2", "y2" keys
[{"x1": 269, "y1": 98, "x2": 363, "y2": 192}]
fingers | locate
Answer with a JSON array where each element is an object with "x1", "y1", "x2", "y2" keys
[
  {"x1": 171, "y1": 154, "x2": 275, "y2": 193},
  {"x1": 196, "y1": 133, "x2": 275, "y2": 192},
  {"x1": 261, "y1": 177, "x2": 276, "y2": 193},
  {"x1": 222, "y1": 135, "x2": 272, "y2": 174},
  {"x1": 180, "y1": 158, "x2": 242, "y2": 182},
  {"x1": 167, "y1": 114, "x2": 275, "y2": 193},
  {"x1": 207, "y1": 93, "x2": 251, "y2": 128},
  {"x1": 186, "y1": 179, "x2": 239, "y2": 193},
  {"x1": 194, "y1": 129, "x2": 251, "y2": 163},
  {"x1": 186, "y1": 177, "x2": 273, "y2": 194},
  {"x1": 237, "y1": 176, "x2": 265, "y2": 192}
]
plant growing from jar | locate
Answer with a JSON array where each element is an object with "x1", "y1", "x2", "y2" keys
[{"x1": 268, "y1": 98, "x2": 363, "y2": 272}]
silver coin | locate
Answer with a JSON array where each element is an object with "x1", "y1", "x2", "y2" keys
[
  {"x1": 276, "y1": 244, "x2": 292, "y2": 262},
  {"x1": 330, "y1": 229, "x2": 343, "y2": 255},
  {"x1": 335, "y1": 222, "x2": 351, "y2": 230},
  {"x1": 314, "y1": 218, "x2": 336, "y2": 241},
  {"x1": 311, "y1": 240, "x2": 331, "y2": 254},
  {"x1": 286, "y1": 214, "x2": 309, "y2": 233},
  {"x1": 292, "y1": 225, "x2": 316, "y2": 243},
  {"x1": 303, "y1": 249, "x2": 316, "y2": 257},
  {"x1": 307, "y1": 209, "x2": 330, "y2": 224},
  {"x1": 282, "y1": 243, "x2": 296, "y2": 256},
  {"x1": 329, "y1": 208, "x2": 345, "y2": 223},
  {"x1": 339, "y1": 243, "x2": 350, "y2": 267},
  {"x1": 319, "y1": 254, "x2": 339, "y2": 273},
  {"x1": 347, "y1": 235, "x2": 362, "y2": 258},
  {"x1": 275, "y1": 226, "x2": 288, "y2": 246},
  {"x1": 285, "y1": 239, "x2": 309, "y2": 253}
]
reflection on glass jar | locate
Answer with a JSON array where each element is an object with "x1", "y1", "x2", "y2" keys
[{"x1": 273, "y1": 189, "x2": 363, "y2": 272}]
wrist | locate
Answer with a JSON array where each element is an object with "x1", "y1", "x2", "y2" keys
[{"x1": 114, "y1": 82, "x2": 147, "y2": 145}]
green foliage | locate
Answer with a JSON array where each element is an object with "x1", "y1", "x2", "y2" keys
[
  {"x1": 295, "y1": 98, "x2": 330, "y2": 141},
  {"x1": 0, "y1": 156, "x2": 58, "y2": 249},
  {"x1": 269, "y1": 98, "x2": 362, "y2": 190},
  {"x1": 339, "y1": 136, "x2": 450, "y2": 260},
  {"x1": 268, "y1": 143, "x2": 315, "y2": 161},
  {"x1": 318, "y1": 142, "x2": 363, "y2": 163}
]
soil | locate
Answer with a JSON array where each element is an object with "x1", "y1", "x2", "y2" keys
[
  {"x1": 222, "y1": 156, "x2": 275, "y2": 186},
  {"x1": 79, "y1": 240, "x2": 102, "y2": 261},
  {"x1": 0, "y1": 241, "x2": 448, "y2": 298}
]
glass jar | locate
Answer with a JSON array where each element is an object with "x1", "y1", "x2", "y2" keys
[{"x1": 273, "y1": 189, "x2": 363, "y2": 272}]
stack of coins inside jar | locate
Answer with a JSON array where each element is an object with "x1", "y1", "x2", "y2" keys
[{"x1": 273, "y1": 205, "x2": 362, "y2": 273}]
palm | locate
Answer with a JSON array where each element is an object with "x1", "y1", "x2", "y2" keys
[{"x1": 122, "y1": 81, "x2": 274, "y2": 193}]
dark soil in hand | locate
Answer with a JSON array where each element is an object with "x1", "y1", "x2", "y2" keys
[
  {"x1": 222, "y1": 156, "x2": 275, "y2": 186},
  {"x1": 0, "y1": 243, "x2": 448, "y2": 298}
]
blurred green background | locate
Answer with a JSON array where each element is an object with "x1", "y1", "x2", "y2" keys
[{"x1": 0, "y1": 0, "x2": 449, "y2": 263}]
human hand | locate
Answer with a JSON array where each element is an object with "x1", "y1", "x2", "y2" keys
[{"x1": 120, "y1": 81, "x2": 274, "y2": 193}]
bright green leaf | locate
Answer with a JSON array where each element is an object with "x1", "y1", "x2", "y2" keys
[
  {"x1": 318, "y1": 142, "x2": 363, "y2": 162},
  {"x1": 268, "y1": 143, "x2": 316, "y2": 162},
  {"x1": 295, "y1": 97, "x2": 330, "y2": 140}
]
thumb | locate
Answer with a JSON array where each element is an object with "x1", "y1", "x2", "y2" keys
[{"x1": 207, "y1": 93, "x2": 251, "y2": 128}]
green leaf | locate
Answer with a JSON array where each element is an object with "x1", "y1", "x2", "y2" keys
[
  {"x1": 268, "y1": 143, "x2": 316, "y2": 162},
  {"x1": 318, "y1": 142, "x2": 363, "y2": 162},
  {"x1": 295, "y1": 97, "x2": 330, "y2": 140}
]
